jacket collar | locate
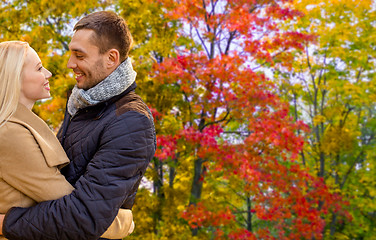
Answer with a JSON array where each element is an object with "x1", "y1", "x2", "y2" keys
[{"x1": 70, "y1": 81, "x2": 137, "y2": 121}]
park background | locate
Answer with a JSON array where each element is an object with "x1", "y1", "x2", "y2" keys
[{"x1": 1, "y1": 0, "x2": 375, "y2": 239}]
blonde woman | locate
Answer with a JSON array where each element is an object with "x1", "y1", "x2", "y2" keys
[{"x1": 0, "y1": 41, "x2": 134, "y2": 239}]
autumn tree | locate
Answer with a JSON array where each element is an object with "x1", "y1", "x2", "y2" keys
[
  {"x1": 277, "y1": 0, "x2": 376, "y2": 238},
  {"x1": 124, "y1": 0, "x2": 341, "y2": 239}
]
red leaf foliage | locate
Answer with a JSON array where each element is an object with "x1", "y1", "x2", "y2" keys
[
  {"x1": 148, "y1": 0, "x2": 348, "y2": 238},
  {"x1": 181, "y1": 202, "x2": 235, "y2": 229}
]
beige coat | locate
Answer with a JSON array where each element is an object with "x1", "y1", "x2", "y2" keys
[{"x1": 0, "y1": 103, "x2": 132, "y2": 239}]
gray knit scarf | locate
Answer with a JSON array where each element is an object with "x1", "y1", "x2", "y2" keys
[{"x1": 67, "y1": 57, "x2": 136, "y2": 116}]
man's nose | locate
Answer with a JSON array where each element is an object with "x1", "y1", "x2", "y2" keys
[{"x1": 67, "y1": 56, "x2": 76, "y2": 69}]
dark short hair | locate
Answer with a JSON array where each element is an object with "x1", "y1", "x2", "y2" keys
[{"x1": 74, "y1": 11, "x2": 133, "y2": 62}]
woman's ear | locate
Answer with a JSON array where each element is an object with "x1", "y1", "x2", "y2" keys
[{"x1": 106, "y1": 49, "x2": 120, "y2": 69}]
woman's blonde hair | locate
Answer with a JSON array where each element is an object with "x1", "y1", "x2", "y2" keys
[{"x1": 0, "y1": 41, "x2": 29, "y2": 128}]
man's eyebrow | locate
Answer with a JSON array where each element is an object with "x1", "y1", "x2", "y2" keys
[{"x1": 70, "y1": 48, "x2": 86, "y2": 54}]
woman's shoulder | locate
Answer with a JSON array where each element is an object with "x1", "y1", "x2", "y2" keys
[
  {"x1": 0, "y1": 121, "x2": 37, "y2": 172},
  {"x1": 0, "y1": 119, "x2": 29, "y2": 134},
  {"x1": 0, "y1": 121, "x2": 34, "y2": 149},
  {"x1": 0, "y1": 104, "x2": 36, "y2": 139}
]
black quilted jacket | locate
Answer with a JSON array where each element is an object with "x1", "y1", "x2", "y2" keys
[{"x1": 3, "y1": 82, "x2": 156, "y2": 240}]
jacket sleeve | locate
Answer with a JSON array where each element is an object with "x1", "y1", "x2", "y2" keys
[{"x1": 3, "y1": 111, "x2": 155, "y2": 240}]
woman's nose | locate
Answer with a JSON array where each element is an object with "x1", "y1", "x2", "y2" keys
[{"x1": 44, "y1": 68, "x2": 52, "y2": 79}]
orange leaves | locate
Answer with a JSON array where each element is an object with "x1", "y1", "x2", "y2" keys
[
  {"x1": 145, "y1": 0, "x2": 345, "y2": 238},
  {"x1": 153, "y1": 53, "x2": 239, "y2": 114},
  {"x1": 204, "y1": 123, "x2": 338, "y2": 239},
  {"x1": 155, "y1": 0, "x2": 311, "y2": 63},
  {"x1": 33, "y1": 97, "x2": 67, "y2": 129},
  {"x1": 265, "y1": 2, "x2": 304, "y2": 21},
  {"x1": 152, "y1": 45, "x2": 336, "y2": 239},
  {"x1": 155, "y1": 125, "x2": 223, "y2": 161},
  {"x1": 181, "y1": 202, "x2": 235, "y2": 229},
  {"x1": 228, "y1": 229, "x2": 257, "y2": 240}
]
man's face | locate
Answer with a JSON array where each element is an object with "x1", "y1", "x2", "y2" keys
[{"x1": 67, "y1": 29, "x2": 109, "y2": 90}]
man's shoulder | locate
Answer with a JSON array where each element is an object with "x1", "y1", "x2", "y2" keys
[{"x1": 114, "y1": 91, "x2": 151, "y2": 120}]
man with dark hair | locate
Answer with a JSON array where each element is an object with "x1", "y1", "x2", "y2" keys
[
  {"x1": 0, "y1": 11, "x2": 156, "y2": 240},
  {"x1": 73, "y1": 11, "x2": 132, "y2": 64}
]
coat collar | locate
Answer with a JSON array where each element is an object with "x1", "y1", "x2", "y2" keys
[{"x1": 9, "y1": 103, "x2": 70, "y2": 168}]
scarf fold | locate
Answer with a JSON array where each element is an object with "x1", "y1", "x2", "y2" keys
[{"x1": 67, "y1": 57, "x2": 136, "y2": 116}]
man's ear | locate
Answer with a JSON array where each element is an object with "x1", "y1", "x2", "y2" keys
[{"x1": 106, "y1": 49, "x2": 120, "y2": 69}]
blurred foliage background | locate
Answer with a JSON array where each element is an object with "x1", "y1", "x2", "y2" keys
[{"x1": 1, "y1": 0, "x2": 375, "y2": 239}]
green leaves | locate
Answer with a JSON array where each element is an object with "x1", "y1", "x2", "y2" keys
[{"x1": 277, "y1": 0, "x2": 376, "y2": 238}]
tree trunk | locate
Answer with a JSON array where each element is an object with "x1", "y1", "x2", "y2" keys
[
  {"x1": 330, "y1": 212, "x2": 337, "y2": 236},
  {"x1": 169, "y1": 158, "x2": 177, "y2": 188},
  {"x1": 189, "y1": 158, "x2": 206, "y2": 236},
  {"x1": 247, "y1": 196, "x2": 252, "y2": 232},
  {"x1": 153, "y1": 158, "x2": 164, "y2": 197},
  {"x1": 152, "y1": 158, "x2": 164, "y2": 235}
]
